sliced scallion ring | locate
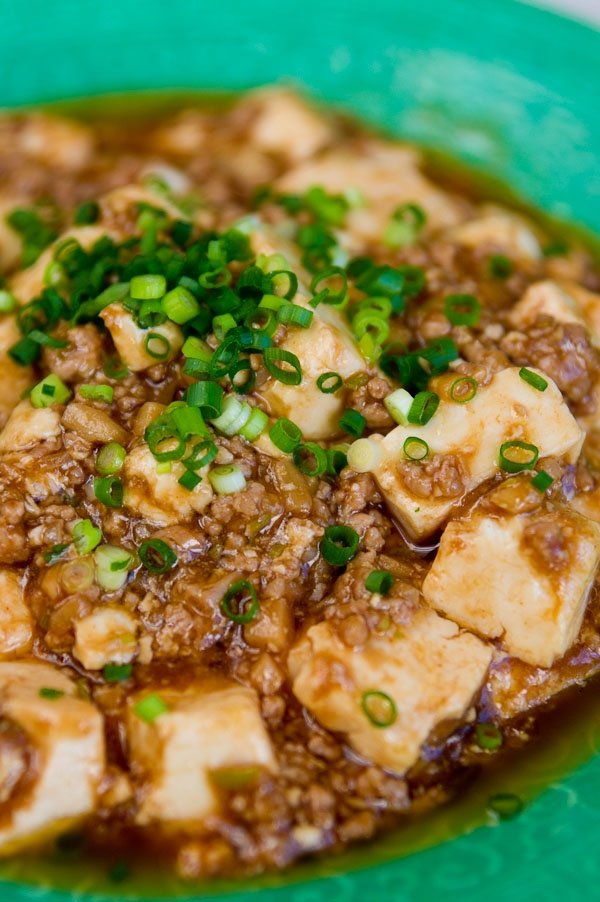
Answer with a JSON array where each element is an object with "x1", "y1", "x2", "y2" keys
[
  {"x1": 450, "y1": 376, "x2": 478, "y2": 403},
  {"x1": 138, "y1": 538, "x2": 177, "y2": 574},
  {"x1": 403, "y1": 436, "x2": 429, "y2": 461},
  {"x1": 320, "y1": 525, "x2": 360, "y2": 566},
  {"x1": 220, "y1": 579, "x2": 259, "y2": 624},
  {"x1": 499, "y1": 440, "x2": 539, "y2": 473},
  {"x1": 361, "y1": 690, "x2": 397, "y2": 728}
]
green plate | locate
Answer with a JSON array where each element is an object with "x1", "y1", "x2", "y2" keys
[{"x1": 1, "y1": 1, "x2": 600, "y2": 899}]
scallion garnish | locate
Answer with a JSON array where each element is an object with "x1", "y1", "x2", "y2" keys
[
  {"x1": 450, "y1": 376, "x2": 478, "y2": 403},
  {"x1": 347, "y1": 437, "x2": 381, "y2": 473},
  {"x1": 519, "y1": 367, "x2": 548, "y2": 392},
  {"x1": 39, "y1": 687, "x2": 65, "y2": 700},
  {"x1": 269, "y1": 417, "x2": 302, "y2": 452},
  {"x1": 144, "y1": 332, "x2": 171, "y2": 360},
  {"x1": 30, "y1": 374, "x2": 71, "y2": 409},
  {"x1": 361, "y1": 690, "x2": 397, "y2": 728},
  {"x1": 94, "y1": 475, "x2": 124, "y2": 508},
  {"x1": 403, "y1": 436, "x2": 429, "y2": 461},
  {"x1": 339, "y1": 408, "x2": 366, "y2": 438},
  {"x1": 208, "y1": 464, "x2": 247, "y2": 494},
  {"x1": 383, "y1": 202, "x2": 426, "y2": 247},
  {"x1": 130, "y1": 274, "x2": 166, "y2": 300},
  {"x1": 72, "y1": 519, "x2": 102, "y2": 555},
  {"x1": 79, "y1": 384, "x2": 114, "y2": 404},
  {"x1": 407, "y1": 391, "x2": 439, "y2": 426},
  {"x1": 365, "y1": 570, "x2": 394, "y2": 595},
  {"x1": 103, "y1": 663, "x2": 133, "y2": 683},
  {"x1": 96, "y1": 442, "x2": 127, "y2": 476},
  {"x1": 320, "y1": 524, "x2": 360, "y2": 566},
  {"x1": 139, "y1": 538, "x2": 177, "y2": 574},
  {"x1": 184, "y1": 439, "x2": 218, "y2": 471},
  {"x1": 238, "y1": 406, "x2": 268, "y2": 442},
  {"x1": 263, "y1": 347, "x2": 302, "y2": 385},
  {"x1": 221, "y1": 579, "x2": 259, "y2": 624},
  {"x1": 531, "y1": 470, "x2": 554, "y2": 493},
  {"x1": 316, "y1": 372, "x2": 343, "y2": 394},
  {"x1": 94, "y1": 544, "x2": 133, "y2": 591},
  {"x1": 475, "y1": 722, "x2": 503, "y2": 750},
  {"x1": 292, "y1": 442, "x2": 328, "y2": 477},
  {"x1": 487, "y1": 792, "x2": 523, "y2": 820},
  {"x1": 134, "y1": 693, "x2": 169, "y2": 723},
  {"x1": 444, "y1": 294, "x2": 481, "y2": 327},
  {"x1": 185, "y1": 380, "x2": 224, "y2": 417},
  {"x1": 499, "y1": 440, "x2": 539, "y2": 473}
]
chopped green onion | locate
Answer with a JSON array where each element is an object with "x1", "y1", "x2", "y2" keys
[
  {"x1": 184, "y1": 439, "x2": 218, "y2": 471},
  {"x1": 352, "y1": 309, "x2": 390, "y2": 345},
  {"x1": 309, "y1": 267, "x2": 348, "y2": 306},
  {"x1": 94, "y1": 544, "x2": 133, "y2": 591},
  {"x1": 210, "y1": 395, "x2": 251, "y2": 436},
  {"x1": 444, "y1": 294, "x2": 481, "y2": 327},
  {"x1": 139, "y1": 538, "x2": 178, "y2": 574},
  {"x1": 96, "y1": 442, "x2": 126, "y2": 476},
  {"x1": 487, "y1": 793, "x2": 523, "y2": 820},
  {"x1": 365, "y1": 570, "x2": 394, "y2": 595},
  {"x1": 263, "y1": 347, "x2": 302, "y2": 385},
  {"x1": 229, "y1": 358, "x2": 256, "y2": 394},
  {"x1": 103, "y1": 663, "x2": 133, "y2": 683},
  {"x1": 72, "y1": 519, "x2": 102, "y2": 555},
  {"x1": 277, "y1": 303, "x2": 314, "y2": 328},
  {"x1": 39, "y1": 687, "x2": 65, "y2": 700},
  {"x1": 384, "y1": 388, "x2": 414, "y2": 425},
  {"x1": 145, "y1": 417, "x2": 186, "y2": 462},
  {"x1": 347, "y1": 437, "x2": 381, "y2": 473},
  {"x1": 43, "y1": 543, "x2": 70, "y2": 565},
  {"x1": 182, "y1": 335, "x2": 212, "y2": 362},
  {"x1": 269, "y1": 417, "x2": 302, "y2": 452},
  {"x1": 144, "y1": 332, "x2": 171, "y2": 360},
  {"x1": 339, "y1": 408, "x2": 366, "y2": 438},
  {"x1": 488, "y1": 254, "x2": 513, "y2": 279},
  {"x1": 383, "y1": 202, "x2": 426, "y2": 247},
  {"x1": 79, "y1": 384, "x2": 114, "y2": 404},
  {"x1": 326, "y1": 446, "x2": 348, "y2": 476},
  {"x1": 208, "y1": 464, "x2": 247, "y2": 494},
  {"x1": 30, "y1": 374, "x2": 71, "y2": 408},
  {"x1": 74, "y1": 200, "x2": 100, "y2": 225},
  {"x1": 475, "y1": 722, "x2": 503, "y2": 750},
  {"x1": 519, "y1": 367, "x2": 548, "y2": 392},
  {"x1": 94, "y1": 475, "x2": 124, "y2": 508},
  {"x1": 134, "y1": 693, "x2": 169, "y2": 723},
  {"x1": 320, "y1": 524, "x2": 360, "y2": 566},
  {"x1": 0, "y1": 290, "x2": 16, "y2": 313},
  {"x1": 178, "y1": 468, "x2": 202, "y2": 491},
  {"x1": 238, "y1": 406, "x2": 269, "y2": 442},
  {"x1": 403, "y1": 436, "x2": 429, "y2": 461},
  {"x1": 212, "y1": 312, "x2": 237, "y2": 340},
  {"x1": 531, "y1": 470, "x2": 554, "y2": 493},
  {"x1": 407, "y1": 391, "x2": 439, "y2": 426},
  {"x1": 220, "y1": 579, "x2": 259, "y2": 624},
  {"x1": 361, "y1": 690, "x2": 397, "y2": 727},
  {"x1": 185, "y1": 380, "x2": 224, "y2": 417},
  {"x1": 130, "y1": 274, "x2": 166, "y2": 300},
  {"x1": 499, "y1": 440, "x2": 539, "y2": 473},
  {"x1": 292, "y1": 442, "x2": 328, "y2": 476},
  {"x1": 450, "y1": 376, "x2": 478, "y2": 403},
  {"x1": 137, "y1": 299, "x2": 167, "y2": 329},
  {"x1": 171, "y1": 405, "x2": 209, "y2": 440},
  {"x1": 316, "y1": 372, "x2": 343, "y2": 394},
  {"x1": 28, "y1": 329, "x2": 69, "y2": 349},
  {"x1": 270, "y1": 270, "x2": 298, "y2": 300},
  {"x1": 103, "y1": 355, "x2": 129, "y2": 380}
]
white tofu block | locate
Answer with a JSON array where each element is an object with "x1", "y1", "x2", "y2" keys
[
  {"x1": 289, "y1": 612, "x2": 491, "y2": 774},
  {"x1": 508, "y1": 279, "x2": 600, "y2": 348},
  {"x1": 0, "y1": 661, "x2": 105, "y2": 854},
  {"x1": 0, "y1": 400, "x2": 61, "y2": 453},
  {"x1": 0, "y1": 317, "x2": 33, "y2": 426},
  {"x1": 448, "y1": 206, "x2": 542, "y2": 260},
  {"x1": 370, "y1": 367, "x2": 583, "y2": 540},
  {"x1": 245, "y1": 88, "x2": 333, "y2": 161},
  {"x1": 73, "y1": 607, "x2": 138, "y2": 670},
  {"x1": 127, "y1": 682, "x2": 277, "y2": 825},
  {"x1": 277, "y1": 141, "x2": 462, "y2": 247},
  {"x1": 0, "y1": 570, "x2": 32, "y2": 658},
  {"x1": 100, "y1": 303, "x2": 183, "y2": 373},
  {"x1": 422, "y1": 505, "x2": 600, "y2": 667},
  {"x1": 123, "y1": 443, "x2": 213, "y2": 526}
]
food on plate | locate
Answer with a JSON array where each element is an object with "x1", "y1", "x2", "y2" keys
[{"x1": 0, "y1": 88, "x2": 600, "y2": 878}]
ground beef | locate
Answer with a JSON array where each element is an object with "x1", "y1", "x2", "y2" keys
[
  {"x1": 398, "y1": 453, "x2": 467, "y2": 500},
  {"x1": 501, "y1": 316, "x2": 600, "y2": 413}
]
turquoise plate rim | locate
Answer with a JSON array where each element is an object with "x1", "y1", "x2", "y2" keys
[{"x1": 1, "y1": 1, "x2": 600, "y2": 899}]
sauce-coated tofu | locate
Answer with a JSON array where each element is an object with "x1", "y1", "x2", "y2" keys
[
  {"x1": 289, "y1": 611, "x2": 491, "y2": 774},
  {"x1": 370, "y1": 367, "x2": 583, "y2": 540},
  {"x1": 422, "y1": 504, "x2": 600, "y2": 667},
  {"x1": 126, "y1": 682, "x2": 276, "y2": 825},
  {"x1": 508, "y1": 279, "x2": 600, "y2": 347},
  {"x1": 0, "y1": 570, "x2": 32, "y2": 658}
]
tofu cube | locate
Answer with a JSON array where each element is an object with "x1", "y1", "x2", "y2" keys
[
  {"x1": 0, "y1": 570, "x2": 32, "y2": 658},
  {"x1": 0, "y1": 317, "x2": 33, "y2": 426},
  {"x1": 0, "y1": 661, "x2": 105, "y2": 854},
  {"x1": 100, "y1": 303, "x2": 183, "y2": 373},
  {"x1": 422, "y1": 505, "x2": 600, "y2": 667},
  {"x1": 245, "y1": 88, "x2": 333, "y2": 161},
  {"x1": 508, "y1": 279, "x2": 600, "y2": 347},
  {"x1": 123, "y1": 443, "x2": 213, "y2": 526},
  {"x1": 370, "y1": 367, "x2": 583, "y2": 540},
  {"x1": 0, "y1": 400, "x2": 61, "y2": 453},
  {"x1": 126, "y1": 682, "x2": 276, "y2": 825},
  {"x1": 73, "y1": 607, "x2": 138, "y2": 671},
  {"x1": 448, "y1": 206, "x2": 542, "y2": 260},
  {"x1": 289, "y1": 610, "x2": 491, "y2": 774}
]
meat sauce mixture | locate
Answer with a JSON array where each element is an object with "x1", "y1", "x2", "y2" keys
[{"x1": 1, "y1": 89, "x2": 600, "y2": 880}]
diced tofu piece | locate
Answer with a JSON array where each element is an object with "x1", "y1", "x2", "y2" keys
[
  {"x1": 0, "y1": 661, "x2": 104, "y2": 854},
  {"x1": 263, "y1": 303, "x2": 365, "y2": 440},
  {"x1": 0, "y1": 198, "x2": 25, "y2": 272},
  {"x1": 448, "y1": 206, "x2": 542, "y2": 260},
  {"x1": 99, "y1": 183, "x2": 188, "y2": 226},
  {"x1": 508, "y1": 279, "x2": 600, "y2": 348},
  {"x1": 422, "y1": 504, "x2": 600, "y2": 668},
  {"x1": 13, "y1": 114, "x2": 95, "y2": 169},
  {"x1": 0, "y1": 400, "x2": 61, "y2": 453},
  {"x1": 289, "y1": 612, "x2": 491, "y2": 774},
  {"x1": 9, "y1": 226, "x2": 111, "y2": 305},
  {"x1": 123, "y1": 443, "x2": 213, "y2": 526},
  {"x1": 73, "y1": 608, "x2": 138, "y2": 670},
  {"x1": 126, "y1": 682, "x2": 276, "y2": 824},
  {"x1": 572, "y1": 486, "x2": 600, "y2": 523},
  {"x1": 100, "y1": 303, "x2": 183, "y2": 372},
  {"x1": 244, "y1": 88, "x2": 333, "y2": 161},
  {"x1": 370, "y1": 367, "x2": 583, "y2": 540},
  {"x1": 0, "y1": 570, "x2": 32, "y2": 658},
  {"x1": 0, "y1": 317, "x2": 34, "y2": 426},
  {"x1": 278, "y1": 141, "x2": 461, "y2": 247}
]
